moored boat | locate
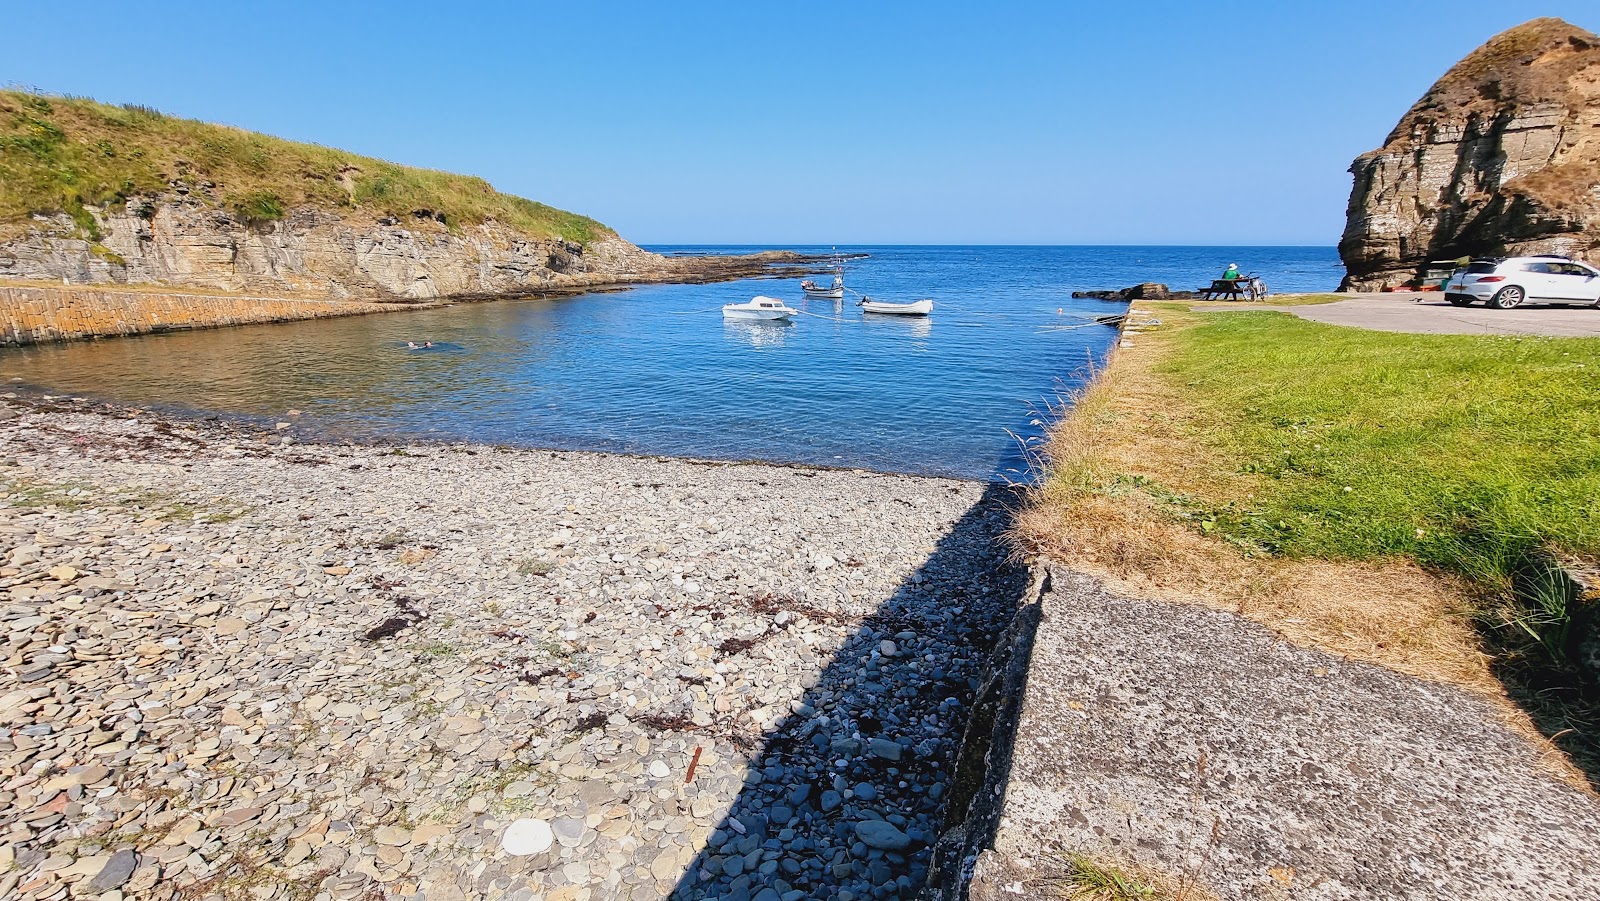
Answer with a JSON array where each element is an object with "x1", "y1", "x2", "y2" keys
[
  {"x1": 801, "y1": 273, "x2": 845, "y2": 299},
  {"x1": 857, "y1": 297, "x2": 933, "y2": 316},
  {"x1": 722, "y1": 296, "x2": 799, "y2": 320}
]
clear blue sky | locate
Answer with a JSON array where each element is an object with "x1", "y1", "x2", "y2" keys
[{"x1": 4, "y1": 2, "x2": 1594, "y2": 246}]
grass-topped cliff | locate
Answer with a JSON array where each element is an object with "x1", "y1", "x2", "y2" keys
[{"x1": 0, "y1": 90, "x2": 608, "y2": 244}]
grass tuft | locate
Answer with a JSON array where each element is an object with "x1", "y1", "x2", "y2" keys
[{"x1": 1045, "y1": 854, "x2": 1160, "y2": 900}]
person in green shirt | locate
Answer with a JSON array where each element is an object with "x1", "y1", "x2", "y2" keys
[{"x1": 1222, "y1": 263, "x2": 1241, "y2": 280}]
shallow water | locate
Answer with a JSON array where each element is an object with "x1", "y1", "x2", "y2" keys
[{"x1": 1, "y1": 245, "x2": 1341, "y2": 480}]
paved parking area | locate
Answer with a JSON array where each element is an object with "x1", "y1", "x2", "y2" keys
[{"x1": 1255, "y1": 294, "x2": 1600, "y2": 337}]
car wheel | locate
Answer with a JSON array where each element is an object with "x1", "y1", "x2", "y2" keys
[
  {"x1": 1447, "y1": 296, "x2": 1474, "y2": 307},
  {"x1": 1490, "y1": 286, "x2": 1525, "y2": 309}
]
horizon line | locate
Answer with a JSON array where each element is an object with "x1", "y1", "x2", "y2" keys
[{"x1": 636, "y1": 242, "x2": 1343, "y2": 249}]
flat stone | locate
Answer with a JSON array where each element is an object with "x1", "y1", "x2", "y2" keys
[
  {"x1": 867, "y1": 738, "x2": 902, "y2": 761},
  {"x1": 502, "y1": 780, "x2": 537, "y2": 799},
  {"x1": 88, "y1": 849, "x2": 138, "y2": 892},
  {"x1": 501, "y1": 819, "x2": 553, "y2": 856},
  {"x1": 551, "y1": 817, "x2": 586, "y2": 848},
  {"x1": 854, "y1": 820, "x2": 912, "y2": 851},
  {"x1": 216, "y1": 807, "x2": 262, "y2": 828},
  {"x1": 374, "y1": 826, "x2": 410, "y2": 846},
  {"x1": 412, "y1": 823, "x2": 450, "y2": 844}
]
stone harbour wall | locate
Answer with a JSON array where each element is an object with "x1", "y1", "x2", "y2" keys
[{"x1": 0, "y1": 285, "x2": 403, "y2": 346}]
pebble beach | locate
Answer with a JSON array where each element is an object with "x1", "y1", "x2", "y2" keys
[{"x1": 0, "y1": 396, "x2": 1027, "y2": 901}]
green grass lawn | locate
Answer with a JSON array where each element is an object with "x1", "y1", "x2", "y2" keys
[
  {"x1": 0, "y1": 90, "x2": 607, "y2": 244},
  {"x1": 1152, "y1": 306, "x2": 1600, "y2": 651}
]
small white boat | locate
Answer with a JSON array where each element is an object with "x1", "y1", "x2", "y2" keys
[
  {"x1": 801, "y1": 273, "x2": 845, "y2": 299},
  {"x1": 858, "y1": 297, "x2": 933, "y2": 316},
  {"x1": 722, "y1": 296, "x2": 799, "y2": 320}
]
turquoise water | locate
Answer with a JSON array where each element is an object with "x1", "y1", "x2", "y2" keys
[{"x1": 2, "y1": 245, "x2": 1341, "y2": 480}]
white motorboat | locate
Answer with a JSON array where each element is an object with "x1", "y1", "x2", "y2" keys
[
  {"x1": 801, "y1": 273, "x2": 845, "y2": 299},
  {"x1": 722, "y1": 296, "x2": 799, "y2": 320},
  {"x1": 858, "y1": 297, "x2": 933, "y2": 316}
]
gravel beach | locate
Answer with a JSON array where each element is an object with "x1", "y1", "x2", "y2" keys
[{"x1": 0, "y1": 396, "x2": 1027, "y2": 901}]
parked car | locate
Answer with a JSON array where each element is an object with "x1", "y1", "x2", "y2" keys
[{"x1": 1444, "y1": 256, "x2": 1600, "y2": 309}]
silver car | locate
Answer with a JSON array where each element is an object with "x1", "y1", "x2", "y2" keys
[{"x1": 1444, "y1": 256, "x2": 1600, "y2": 309}]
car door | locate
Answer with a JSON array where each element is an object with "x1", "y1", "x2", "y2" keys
[
  {"x1": 1550, "y1": 262, "x2": 1600, "y2": 301},
  {"x1": 1516, "y1": 262, "x2": 1559, "y2": 299}
]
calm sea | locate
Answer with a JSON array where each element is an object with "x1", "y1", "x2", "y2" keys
[{"x1": 2, "y1": 246, "x2": 1341, "y2": 480}]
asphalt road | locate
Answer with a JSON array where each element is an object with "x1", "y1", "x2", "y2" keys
[{"x1": 1257, "y1": 293, "x2": 1600, "y2": 337}]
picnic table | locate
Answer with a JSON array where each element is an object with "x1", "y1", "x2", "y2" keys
[{"x1": 1198, "y1": 275, "x2": 1269, "y2": 301}]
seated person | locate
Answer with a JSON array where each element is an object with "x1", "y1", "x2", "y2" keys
[{"x1": 1222, "y1": 263, "x2": 1242, "y2": 281}]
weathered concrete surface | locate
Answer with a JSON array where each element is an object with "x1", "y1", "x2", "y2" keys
[
  {"x1": 1250, "y1": 295, "x2": 1600, "y2": 337},
  {"x1": 967, "y1": 569, "x2": 1600, "y2": 901},
  {"x1": 0, "y1": 284, "x2": 411, "y2": 345}
]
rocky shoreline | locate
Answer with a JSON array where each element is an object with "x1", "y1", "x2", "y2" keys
[
  {"x1": 0, "y1": 396, "x2": 1028, "y2": 901},
  {"x1": 0, "y1": 249, "x2": 848, "y2": 346}
]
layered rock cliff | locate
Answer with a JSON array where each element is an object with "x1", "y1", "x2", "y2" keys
[
  {"x1": 0, "y1": 200, "x2": 775, "y2": 300},
  {"x1": 0, "y1": 90, "x2": 803, "y2": 299},
  {"x1": 1339, "y1": 18, "x2": 1600, "y2": 291}
]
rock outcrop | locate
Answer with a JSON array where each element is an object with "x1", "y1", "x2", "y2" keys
[
  {"x1": 1339, "y1": 18, "x2": 1600, "y2": 291},
  {"x1": 1071, "y1": 282, "x2": 1194, "y2": 301},
  {"x1": 0, "y1": 199, "x2": 804, "y2": 300}
]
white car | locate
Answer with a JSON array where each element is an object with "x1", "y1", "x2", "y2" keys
[{"x1": 1444, "y1": 256, "x2": 1600, "y2": 309}]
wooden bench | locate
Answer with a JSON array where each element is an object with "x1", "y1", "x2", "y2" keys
[
  {"x1": 1198, "y1": 277, "x2": 1268, "y2": 301},
  {"x1": 1199, "y1": 279, "x2": 1246, "y2": 300}
]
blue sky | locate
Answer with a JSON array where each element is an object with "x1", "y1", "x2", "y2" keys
[{"x1": 4, "y1": 2, "x2": 1595, "y2": 245}]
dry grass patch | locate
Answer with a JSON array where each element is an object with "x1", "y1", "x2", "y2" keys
[
  {"x1": 1019, "y1": 304, "x2": 1531, "y2": 690},
  {"x1": 1020, "y1": 302, "x2": 1600, "y2": 785}
]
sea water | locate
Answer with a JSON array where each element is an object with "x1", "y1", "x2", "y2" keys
[{"x1": 0, "y1": 245, "x2": 1341, "y2": 481}]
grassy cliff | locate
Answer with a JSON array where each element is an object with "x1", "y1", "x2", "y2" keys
[{"x1": 0, "y1": 90, "x2": 608, "y2": 244}]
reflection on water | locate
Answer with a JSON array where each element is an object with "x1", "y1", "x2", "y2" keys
[
  {"x1": 861, "y1": 314, "x2": 933, "y2": 342},
  {"x1": 722, "y1": 319, "x2": 793, "y2": 348},
  {"x1": 0, "y1": 246, "x2": 1341, "y2": 479}
]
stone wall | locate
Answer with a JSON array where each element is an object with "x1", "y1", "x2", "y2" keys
[{"x1": 0, "y1": 284, "x2": 403, "y2": 346}]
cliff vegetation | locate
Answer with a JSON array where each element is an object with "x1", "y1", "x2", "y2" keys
[{"x1": 0, "y1": 89, "x2": 607, "y2": 244}]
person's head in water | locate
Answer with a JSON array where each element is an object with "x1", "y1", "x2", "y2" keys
[{"x1": 424, "y1": 341, "x2": 434, "y2": 348}]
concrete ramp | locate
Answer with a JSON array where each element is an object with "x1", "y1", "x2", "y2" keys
[{"x1": 946, "y1": 570, "x2": 1600, "y2": 900}]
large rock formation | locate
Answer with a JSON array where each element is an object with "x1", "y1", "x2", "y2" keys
[
  {"x1": 0, "y1": 199, "x2": 797, "y2": 300},
  {"x1": 1339, "y1": 18, "x2": 1600, "y2": 291},
  {"x1": 0, "y1": 90, "x2": 812, "y2": 299}
]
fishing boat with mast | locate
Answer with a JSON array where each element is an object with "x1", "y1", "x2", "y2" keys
[{"x1": 800, "y1": 269, "x2": 845, "y2": 299}]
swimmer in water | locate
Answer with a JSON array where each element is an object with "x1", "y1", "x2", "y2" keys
[
  {"x1": 406, "y1": 342, "x2": 419, "y2": 349},
  {"x1": 424, "y1": 341, "x2": 435, "y2": 348}
]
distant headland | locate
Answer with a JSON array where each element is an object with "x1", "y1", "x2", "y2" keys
[{"x1": 0, "y1": 90, "x2": 820, "y2": 304}]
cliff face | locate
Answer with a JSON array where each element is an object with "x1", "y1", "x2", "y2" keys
[
  {"x1": 1339, "y1": 18, "x2": 1600, "y2": 291},
  {"x1": 0, "y1": 90, "x2": 773, "y2": 299},
  {"x1": 0, "y1": 199, "x2": 676, "y2": 300}
]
